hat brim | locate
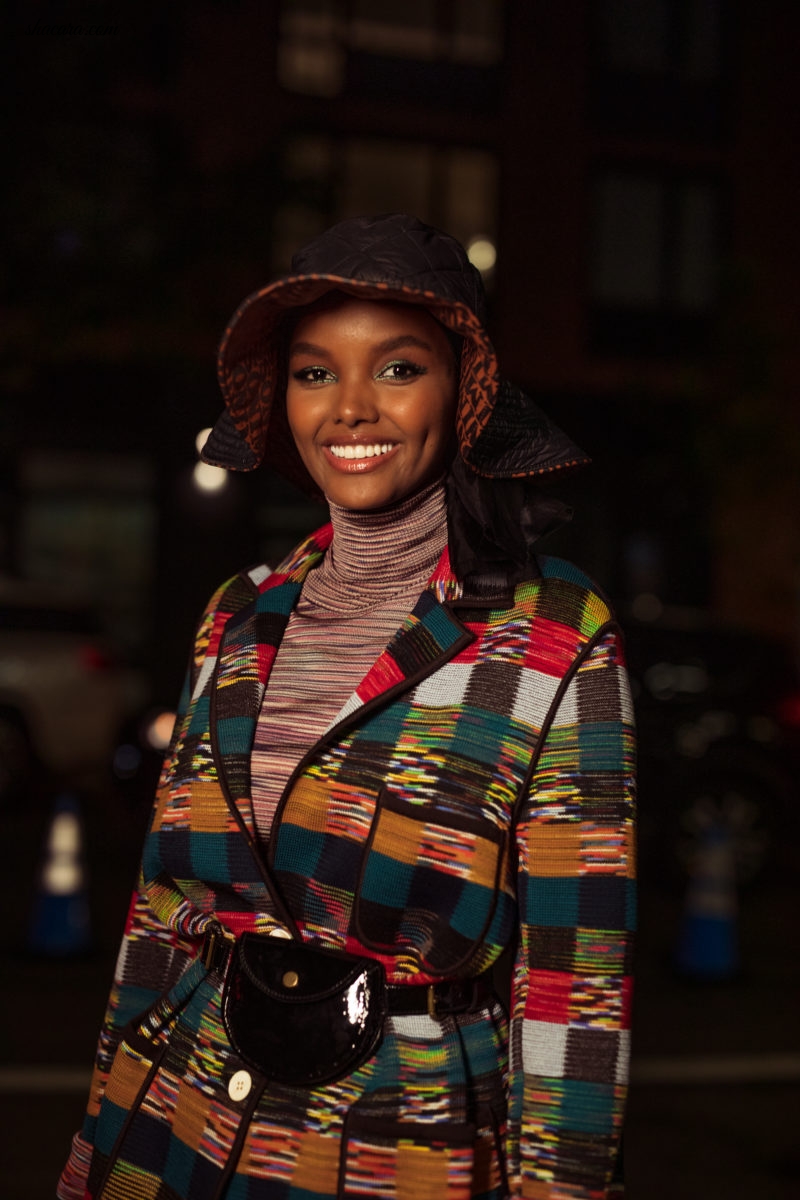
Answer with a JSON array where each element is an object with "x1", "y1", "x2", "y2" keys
[
  {"x1": 463, "y1": 380, "x2": 590, "y2": 479},
  {"x1": 203, "y1": 273, "x2": 588, "y2": 494}
]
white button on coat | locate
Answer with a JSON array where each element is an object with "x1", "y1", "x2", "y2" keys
[{"x1": 228, "y1": 1069, "x2": 252, "y2": 1101}]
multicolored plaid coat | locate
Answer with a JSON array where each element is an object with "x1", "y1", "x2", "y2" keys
[{"x1": 59, "y1": 524, "x2": 635, "y2": 1200}]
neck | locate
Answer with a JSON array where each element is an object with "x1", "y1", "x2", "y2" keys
[{"x1": 302, "y1": 479, "x2": 448, "y2": 611}]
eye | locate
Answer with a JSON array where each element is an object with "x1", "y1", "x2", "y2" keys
[
  {"x1": 376, "y1": 359, "x2": 427, "y2": 383},
  {"x1": 291, "y1": 365, "x2": 336, "y2": 385}
]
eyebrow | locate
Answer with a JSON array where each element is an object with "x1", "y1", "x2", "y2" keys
[{"x1": 289, "y1": 334, "x2": 434, "y2": 359}]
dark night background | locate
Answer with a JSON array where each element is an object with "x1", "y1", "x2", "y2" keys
[{"x1": 1, "y1": 2, "x2": 799, "y2": 1197}]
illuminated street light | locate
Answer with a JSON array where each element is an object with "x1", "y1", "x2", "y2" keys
[
  {"x1": 466, "y1": 236, "x2": 497, "y2": 274},
  {"x1": 193, "y1": 427, "x2": 229, "y2": 492},
  {"x1": 192, "y1": 461, "x2": 228, "y2": 493}
]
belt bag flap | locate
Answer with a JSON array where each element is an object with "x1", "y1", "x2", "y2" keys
[{"x1": 222, "y1": 933, "x2": 386, "y2": 1087}]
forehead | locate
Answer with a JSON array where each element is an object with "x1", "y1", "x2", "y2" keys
[{"x1": 288, "y1": 295, "x2": 450, "y2": 347}]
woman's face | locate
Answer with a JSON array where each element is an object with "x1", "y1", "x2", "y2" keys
[{"x1": 285, "y1": 297, "x2": 458, "y2": 510}]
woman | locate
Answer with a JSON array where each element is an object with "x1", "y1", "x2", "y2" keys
[{"x1": 59, "y1": 214, "x2": 635, "y2": 1199}]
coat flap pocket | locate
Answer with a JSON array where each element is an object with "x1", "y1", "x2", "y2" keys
[{"x1": 355, "y1": 788, "x2": 509, "y2": 975}]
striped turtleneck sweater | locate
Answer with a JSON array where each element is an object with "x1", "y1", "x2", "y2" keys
[{"x1": 251, "y1": 479, "x2": 448, "y2": 843}]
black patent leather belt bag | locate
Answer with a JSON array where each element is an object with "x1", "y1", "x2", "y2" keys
[
  {"x1": 221, "y1": 932, "x2": 386, "y2": 1087},
  {"x1": 212, "y1": 926, "x2": 497, "y2": 1087}
]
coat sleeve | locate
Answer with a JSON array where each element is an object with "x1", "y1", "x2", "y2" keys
[
  {"x1": 505, "y1": 625, "x2": 636, "y2": 1199},
  {"x1": 56, "y1": 583, "x2": 231, "y2": 1200}
]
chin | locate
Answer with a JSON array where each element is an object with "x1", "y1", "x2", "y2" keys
[{"x1": 326, "y1": 488, "x2": 398, "y2": 511}]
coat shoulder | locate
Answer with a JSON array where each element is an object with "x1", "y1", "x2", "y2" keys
[
  {"x1": 517, "y1": 555, "x2": 617, "y2": 640},
  {"x1": 200, "y1": 520, "x2": 333, "y2": 624},
  {"x1": 203, "y1": 569, "x2": 261, "y2": 621}
]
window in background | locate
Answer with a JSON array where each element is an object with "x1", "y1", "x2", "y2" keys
[
  {"x1": 272, "y1": 134, "x2": 337, "y2": 269},
  {"x1": 349, "y1": 0, "x2": 439, "y2": 59},
  {"x1": 450, "y1": 0, "x2": 505, "y2": 65},
  {"x1": 272, "y1": 133, "x2": 498, "y2": 282},
  {"x1": 590, "y1": 0, "x2": 727, "y2": 141},
  {"x1": 278, "y1": 0, "x2": 345, "y2": 96},
  {"x1": 340, "y1": 138, "x2": 432, "y2": 221},
  {"x1": 277, "y1": 0, "x2": 503, "y2": 99},
  {"x1": 599, "y1": 0, "x2": 721, "y2": 79},
  {"x1": 589, "y1": 168, "x2": 722, "y2": 356}
]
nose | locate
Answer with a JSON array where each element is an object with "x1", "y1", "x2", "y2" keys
[{"x1": 334, "y1": 378, "x2": 379, "y2": 425}]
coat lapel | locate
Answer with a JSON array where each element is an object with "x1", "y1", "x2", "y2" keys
[
  {"x1": 212, "y1": 529, "x2": 475, "y2": 834},
  {"x1": 212, "y1": 527, "x2": 330, "y2": 834},
  {"x1": 325, "y1": 585, "x2": 474, "y2": 732}
]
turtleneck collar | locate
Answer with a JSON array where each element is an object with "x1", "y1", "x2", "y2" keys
[{"x1": 299, "y1": 479, "x2": 448, "y2": 614}]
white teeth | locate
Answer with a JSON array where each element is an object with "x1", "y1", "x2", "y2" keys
[{"x1": 330, "y1": 443, "x2": 394, "y2": 460}]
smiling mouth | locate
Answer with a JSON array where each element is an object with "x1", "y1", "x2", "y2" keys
[{"x1": 328, "y1": 443, "x2": 397, "y2": 460}]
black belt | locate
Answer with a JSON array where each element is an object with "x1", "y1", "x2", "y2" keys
[
  {"x1": 201, "y1": 925, "x2": 495, "y2": 1020},
  {"x1": 388, "y1": 971, "x2": 495, "y2": 1019}
]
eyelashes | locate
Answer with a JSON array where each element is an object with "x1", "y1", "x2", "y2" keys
[
  {"x1": 377, "y1": 359, "x2": 428, "y2": 382},
  {"x1": 291, "y1": 366, "x2": 335, "y2": 385},
  {"x1": 290, "y1": 359, "x2": 428, "y2": 386}
]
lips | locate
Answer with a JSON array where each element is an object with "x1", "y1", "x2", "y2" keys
[
  {"x1": 328, "y1": 442, "x2": 397, "y2": 460},
  {"x1": 322, "y1": 441, "x2": 400, "y2": 475}
]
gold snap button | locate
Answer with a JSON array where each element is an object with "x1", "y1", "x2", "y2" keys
[
  {"x1": 282, "y1": 970, "x2": 299, "y2": 988},
  {"x1": 228, "y1": 1069, "x2": 252, "y2": 1101}
]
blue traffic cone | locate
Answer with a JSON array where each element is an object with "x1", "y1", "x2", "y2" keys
[
  {"x1": 674, "y1": 820, "x2": 739, "y2": 980},
  {"x1": 27, "y1": 793, "x2": 92, "y2": 957}
]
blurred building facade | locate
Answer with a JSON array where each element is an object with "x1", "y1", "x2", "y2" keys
[{"x1": 3, "y1": 0, "x2": 799, "y2": 697}]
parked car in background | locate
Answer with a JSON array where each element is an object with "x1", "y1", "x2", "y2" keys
[
  {"x1": 624, "y1": 603, "x2": 800, "y2": 887},
  {"x1": 0, "y1": 577, "x2": 144, "y2": 805}
]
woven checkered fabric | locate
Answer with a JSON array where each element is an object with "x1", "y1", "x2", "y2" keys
[{"x1": 59, "y1": 526, "x2": 635, "y2": 1200}]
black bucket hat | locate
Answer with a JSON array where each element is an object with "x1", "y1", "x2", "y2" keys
[{"x1": 202, "y1": 214, "x2": 588, "y2": 500}]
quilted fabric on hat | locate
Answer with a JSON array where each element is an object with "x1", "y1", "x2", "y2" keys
[{"x1": 203, "y1": 214, "x2": 588, "y2": 496}]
